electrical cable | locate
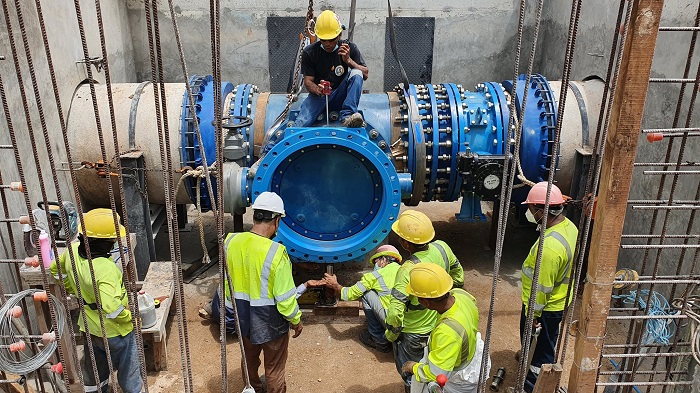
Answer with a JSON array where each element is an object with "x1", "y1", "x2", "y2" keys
[{"x1": 0, "y1": 290, "x2": 65, "y2": 375}]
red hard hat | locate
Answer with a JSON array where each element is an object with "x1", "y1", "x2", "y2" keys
[{"x1": 521, "y1": 181, "x2": 565, "y2": 205}]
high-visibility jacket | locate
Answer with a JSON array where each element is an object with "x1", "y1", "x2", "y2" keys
[
  {"x1": 50, "y1": 243, "x2": 132, "y2": 338},
  {"x1": 413, "y1": 289, "x2": 480, "y2": 383},
  {"x1": 408, "y1": 241, "x2": 464, "y2": 288},
  {"x1": 385, "y1": 260, "x2": 438, "y2": 341},
  {"x1": 521, "y1": 218, "x2": 578, "y2": 317},
  {"x1": 224, "y1": 232, "x2": 301, "y2": 344},
  {"x1": 340, "y1": 262, "x2": 400, "y2": 309}
]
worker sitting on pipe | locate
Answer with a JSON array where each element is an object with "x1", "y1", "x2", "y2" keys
[
  {"x1": 385, "y1": 210, "x2": 465, "y2": 392},
  {"x1": 323, "y1": 245, "x2": 403, "y2": 353},
  {"x1": 400, "y1": 263, "x2": 489, "y2": 393},
  {"x1": 50, "y1": 209, "x2": 143, "y2": 393},
  {"x1": 292, "y1": 10, "x2": 368, "y2": 128}
]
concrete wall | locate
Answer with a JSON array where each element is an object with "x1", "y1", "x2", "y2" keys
[
  {"x1": 0, "y1": 0, "x2": 135, "y2": 293},
  {"x1": 125, "y1": 0, "x2": 538, "y2": 92},
  {"x1": 538, "y1": 0, "x2": 700, "y2": 281}
]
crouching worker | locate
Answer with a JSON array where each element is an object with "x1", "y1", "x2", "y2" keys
[
  {"x1": 50, "y1": 208, "x2": 143, "y2": 393},
  {"x1": 401, "y1": 263, "x2": 489, "y2": 393},
  {"x1": 324, "y1": 245, "x2": 403, "y2": 353}
]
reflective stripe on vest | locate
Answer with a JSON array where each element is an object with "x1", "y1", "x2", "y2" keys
[
  {"x1": 225, "y1": 233, "x2": 281, "y2": 305},
  {"x1": 523, "y1": 232, "x2": 573, "y2": 287},
  {"x1": 441, "y1": 318, "x2": 471, "y2": 370},
  {"x1": 373, "y1": 270, "x2": 391, "y2": 296},
  {"x1": 409, "y1": 242, "x2": 451, "y2": 272},
  {"x1": 547, "y1": 231, "x2": 573, "y2": 286}
]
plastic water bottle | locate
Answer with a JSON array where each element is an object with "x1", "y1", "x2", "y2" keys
[
  {"x1": 38, "y1": 231, "x2": 54, "y2": 268},
  {"x1": 137, "y1": 290, "x2": 156, "y2": 329}
]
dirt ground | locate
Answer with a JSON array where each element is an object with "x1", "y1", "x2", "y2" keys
[{"x1": 145, "y1": 201, "x2": 577, "y2": 392}]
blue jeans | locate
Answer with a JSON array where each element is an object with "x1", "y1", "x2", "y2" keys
[
  {"x1": 519, "y1": 305, "x2": 563, "y2": 393},
  {"x1": 293, "y1": 68, "x2": 364, "y2": 127},
  {"x1": 393, "y1": 332, "x2": 430, "y2": 387},
  {"x1": 210, "y1": 288, "x2": 238, "y2": 335},
  {"x1": 83, "y1": 331, "x2": 143, "y2": 393},
  {"x1": 361, "y1": 290, "x2": 389, "y2": 345}
]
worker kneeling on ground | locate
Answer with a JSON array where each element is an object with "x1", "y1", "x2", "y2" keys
[
  {"x1": 224, "y1": 191, "x2": 303, "y2": 393},
  {"x1": 519, "y1": 182, "x2": 578, "y2": 392},
  {"x1": 324, "y1": 245, "x2": 403, "y2": 353},
  {"x1": 401, "y1": 263, "x2": 489, "y2": 393},
  {"x1": 293, "y1": 10, "x2": 369, "y2": 128},
  {"x1": 385, "y1": 210, "x2": 464, "y2": 392},
  {"x1": 50, "y1": 208, "x2": 143, "y2": 393}
]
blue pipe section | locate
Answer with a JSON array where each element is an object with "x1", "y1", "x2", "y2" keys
[
  {"x1": 180, "y1": 74, "x2": 565, "y2": 262},
  {"x1": 251, "y1": 127, "x2": 401, "y2": 262},
  {"x1": 180, "y1": 75, "x2": 234, "y2": 211}
]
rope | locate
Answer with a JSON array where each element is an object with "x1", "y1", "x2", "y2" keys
[{"x1": 612, "y1": 290, "x2": 676, "y2": 346}]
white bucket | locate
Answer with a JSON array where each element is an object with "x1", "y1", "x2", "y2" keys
[{"x1": 138, "y1": 290, "x2": 157, "y2": 329}]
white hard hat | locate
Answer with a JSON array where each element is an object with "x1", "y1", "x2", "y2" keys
[{"x1": 252, "y1": 191, "x2": 286, "y2": 216}]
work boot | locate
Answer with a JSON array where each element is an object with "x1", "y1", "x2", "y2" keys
[
  {"x1": 342, "y1": 112, "x2": 364, "y2": 128},
  {"x1": 359, "y1": 329, "x2": 392, "y2": 353},
  {"x1": 198, "y1": 302, "x2": 212, "y2": 320}
]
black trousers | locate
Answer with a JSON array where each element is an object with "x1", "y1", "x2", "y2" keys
[{"x1": 519, "y1": 305, "x2": 563, "y2": 393}]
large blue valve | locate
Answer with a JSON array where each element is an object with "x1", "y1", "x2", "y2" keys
[{"x1": 179, "y1": 74, "x2": 586, "y2": 263}]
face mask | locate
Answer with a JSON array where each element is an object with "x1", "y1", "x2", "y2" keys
[
  {"x1": 525, "y1": 209, "x2": 538, "y2": 224},
  {"x1": 373, "y1": 263, "x2": 381, "y2": 271},
  {"x1": 330, "y1": 44, "x2": 339, "y2": 52}
]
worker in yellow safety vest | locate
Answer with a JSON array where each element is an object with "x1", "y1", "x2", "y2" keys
[
  {"x1": 224, "y1": 191, "x2": 302, "y2": 393},
  {"x1": 324, "y1": 244, "x2": 403, "y2": 353},
  {"x1": 400, "y1": 263, "x2": 489, "y2": 393},
  {"x1": 50, "y1": 208, "x2": 143, "y2": 393},
  {"x1": 519, "y1": 182, "x2": 578, "y2": 393},
  {"x1": 385, "y1": 210, "x2": 464, "y2": 392}
]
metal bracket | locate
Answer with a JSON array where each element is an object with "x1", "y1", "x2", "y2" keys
[{"x1": 76, "y1": 56, "x2": 104, "y2": 73}]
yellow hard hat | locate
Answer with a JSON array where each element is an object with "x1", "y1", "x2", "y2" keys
[
  {"x1": 79, "y1": 208, "x2": 126, "y2": 239},
  {"x1": 314, "y1": 10, "x2": 343, "y2": 40},
  {"x1": 391, "y1": 210, "x2": 435, "y2": 244},
  {"x1": 406, "y1": 263, "x2": 452, "y2": 299}
]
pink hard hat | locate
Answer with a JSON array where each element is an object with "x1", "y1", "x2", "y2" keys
[
  {"x1": 369, "y1": 245, "x2": 402, "y2": 265},
  {"x1": 521, "y1": 181, "x2": 565, "y2": 205}
]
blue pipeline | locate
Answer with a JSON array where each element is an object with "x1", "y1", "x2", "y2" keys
[
  {"x1": 180, "y1": 75, "x2": 559, "y2": 262},
  {"x1": 180, "y1": 75, "x2": 234, "y2": 210}
]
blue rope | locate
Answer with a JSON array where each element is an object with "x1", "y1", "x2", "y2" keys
[{"x1": 612, "y1": 290, "x2": 676, "y2": 345}]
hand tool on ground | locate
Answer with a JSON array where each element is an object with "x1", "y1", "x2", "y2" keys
[{"x1": 321, "y1": 80, "x2": 331, "y2": 125}]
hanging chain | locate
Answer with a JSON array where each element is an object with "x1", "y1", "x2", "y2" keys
[{"x1": 276, "y1": 0, "x2": 315, "y2": 123}]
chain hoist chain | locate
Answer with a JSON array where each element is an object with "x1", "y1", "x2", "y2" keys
[{"x1": 277, "y1": 0, "x2": 314, "y2": 123}]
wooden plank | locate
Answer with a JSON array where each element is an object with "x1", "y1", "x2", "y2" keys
[
  {"x1": 567, "y1": 1, "x2": 664, "y2": 392},
  {"x1": 532, "y1": 363, "x2": 563, "y2": 393},
  {"x1": 140, "y1": 262, "x2": 174, "y2": 342}
]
